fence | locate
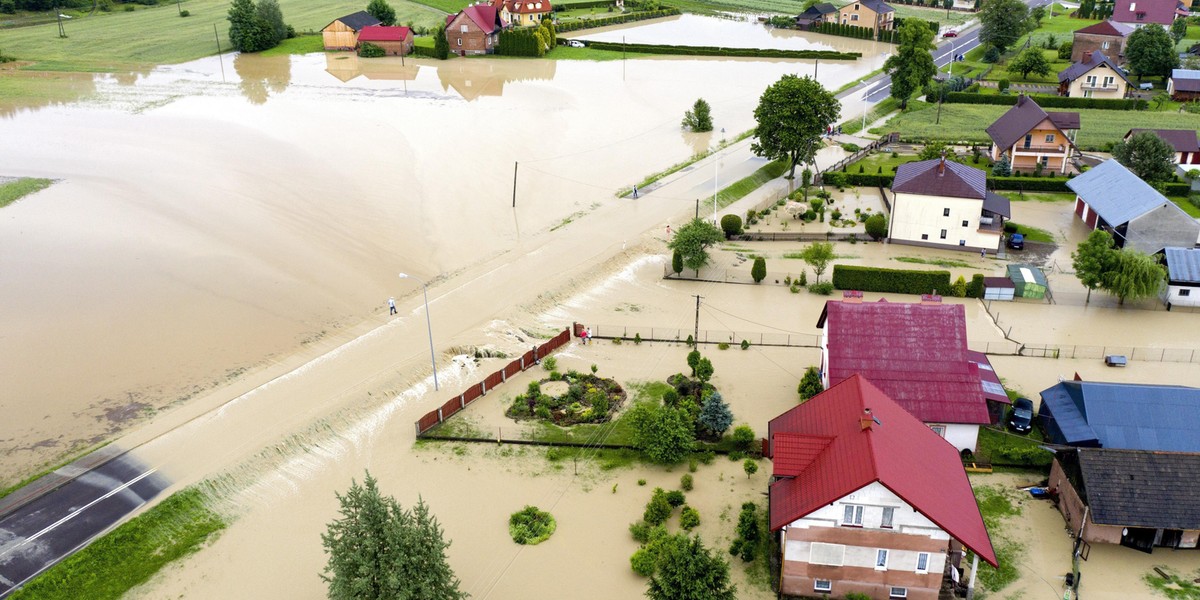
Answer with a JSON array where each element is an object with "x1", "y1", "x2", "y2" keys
[
  {"x1": 819, "y1": 135, "x2": 898, "y2": 182},
  {"x1": 1012, "y1": 344, "x2": 1200, "y2": 363},
  {"x1": 587, "y1": 324, "x2": 820, "y2": 348},
  {"x1": 414, "y1": 327, "x2": 572, "y2": 435},
  {"x1": 731, "y1": 231, "x2": 871, "y2": 242}
]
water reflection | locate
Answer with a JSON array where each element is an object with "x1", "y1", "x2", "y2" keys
[
  {"x1": 681, "y1": 129, "x2": 713, "y2": 157},
  {"x1": 234, "y1": 53, "x2": 292, "y2": 105},
  {"x1": 0, "y1": 71, "x2": 97, "y2": 120},
  {"x1": 324, "y1": 53, "x2": 421, "y2": 83},
  {"x1": 435, "y1": 59, "x2": 557, "y2": 101},
  {"x1": 571, "y1": 13, "x2": 885, "y2": 55}
]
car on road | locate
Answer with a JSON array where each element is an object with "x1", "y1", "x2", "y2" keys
[
  {"x1": 1007, "y1": 233, "x2": 1024, "y2": 250},
  {"x1": 1008, "y1": 397, "x2": 1034, "y2": 434},
  {"x1": 943, "y1": 30, "x2": 958, "y2": 38},
  {"x1": 567, "y1": 40, "x2": 585, "y2": 48}
]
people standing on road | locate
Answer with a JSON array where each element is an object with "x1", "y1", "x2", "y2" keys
[
  {"x1": 666, "y1": 224, "x2": 672, "y2": 237},
  {"x1": 388, "y1": 297, "x2": 397, "y2": 315},
  {"x1": 633, "y1": 185, "x2": 639, "y2": 198},
  {"x1": 580, "y1": 327, "x2": 589, "y2": 345},
  {"x1": 585, "y1": 327, "x2": 592, "y2": 344}
]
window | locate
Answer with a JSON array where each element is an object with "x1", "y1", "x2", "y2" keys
[
  {"x1": 1045, "y1": 134, "x2": 1055, "y2": 143},
  {"x1": 982, "y1": 380, "x2": 1006, "y2": 396},
  {"x1": 881, "y1": 507, "x2": 895, "y2": 528},
  {"x1": 1136, "y1": 11, "x2": 1145, "y2": 20},
  {"x1": 460, "y1": 24, "x2": 468, "y2": 32},
  {"x1": 875, "y1": 549, "x2": 889, "y2": 570},
  {"x1": 1085, "y1": 75, "x2": 1097, "y2": 87},
  {"x1": 921, "y1": 234, "x2": 929, "y2": 240},
  {"x1": 457, "y1": 38, "x2": 462, "y2": 46},
  {"x1": 943, "y1": 208, "x2": 950, "y2": 216},
  {"x1": 930, "y1": 424, "x2": 947, "y2": 437},
  {"x1": 940, "y1": 229, "x2": 947, "y2": 239},
  {"x1": 851, "y1": 13, "x2": 859, "y2": 20},
  {"x1": 1181, "y1": 289, "x2": 1192, "y2": 296},
  {"x1": 1102, "y1": 40, "x2": 1110, "y2": 49},
  {"x1": 962, "y1": 220, "x2": 969, "y2": 227},
  {"x1": 890, "y1": 587, "x2": 908, "y2": 599},
  {"x1": 917, "y1": 552, "x2": 930, "y2": 573},
  {"x1": 843, "y1": 504, "x2": 864, "y2": 526},
  {"x1": 959, "y1": 239, "x2": 967, "y2": 246},
  {"x1": 815, "y1": 580, "x2": 833, "y2": 593},
  {"x1": 854, "y1": 3, "x2": 859, "y2": 8},
  {"x1": 1103, "y1": 76, "x2": 1114, "y2": 87},
  {"x1": 1041, "y1": 156, "x2": 1050, "y2": 167},
  {"x1": 1084, "y1": 90, "x2": 1094, "y2": 98}
]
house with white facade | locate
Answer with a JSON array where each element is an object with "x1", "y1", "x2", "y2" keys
[
  {"x1": 887, "y1": 157, "x2": 1011, "y2": 254},
  {"x1": 1164, "y1": 247, "x2": 1200, "y2": 309},
  {"x1": 768, "y1": 374, "x2": 998, "y2": 600},
  {"x1": 1124, "y1": 129, "x2": 1200, "y2": 166},
  {"x1": 1057, "y1": 51, "x2": 1131, "y2": 98},
  {"x1": 1066, "y1": 159, "x2": 1200, "y2": 254},
  {"x1": 816, "y1": 297, "x2": 1005, "y2": 454}
]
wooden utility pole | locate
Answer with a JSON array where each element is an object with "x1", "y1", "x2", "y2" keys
[
  {"x1": 56, "y1": 0, "x2": 67, "y2": 38},
  {"x1": 692, "y1": 295, "x2": 702, "y2": 346},
  {"x1": 214, "y1": 24, "x2": 225, "y2": 82},
  {"x1": 512, "y1": 162, "x2": 518, "y2": 207}
]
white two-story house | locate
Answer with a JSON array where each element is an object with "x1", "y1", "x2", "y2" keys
[{"x1": 887, "y1": 156, "x2": 1011, "y2": 255}]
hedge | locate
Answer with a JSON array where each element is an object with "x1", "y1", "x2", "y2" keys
[
  {"x1": 943, "y1": 92, "x2": 1148, "y2": 111},
  {"x1": 412, "y1": 44, "x2": 439, "y2": 58},
  {"x1": 811, "y1": 21, "x2": 891, "y2": 42},
  {"x1": 498, "y1": 28, "x2": 545, "y2": 56},
  {"x1": 1163, "y1": 182, "x2": 1191, "y2": 196},
  {"x1": 823, "y1": 172, "x2": 893, "y2": 187},
  {"x1": 576, "y1": 40, "x2": 861, "y2": 59},
  {"x1": 832, "y1": 265, "x2": 952, "y2": 295},
  {"x1": 555, "y1": 8, "x2": 679, "y2": 32},
  {"x1": 826, "y1": 172, "x2": 1076, "y2": 191},
  {"x1": 966, "y1": 273, "x2": 985, "y2": 298},
  {"x1": 988, "y1": 176, "x2": 1072, "y2": 191},
  {"x1": 554, "y1": 0, "x2": 611, "y2": 9}
]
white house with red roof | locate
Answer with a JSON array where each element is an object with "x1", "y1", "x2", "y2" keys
[
  {"x1": 817, "y1": 297, "x2": 1006, "y2": 453},
  {"x1": 768, "y1": 374, "x2": 998, "y2": 600}
]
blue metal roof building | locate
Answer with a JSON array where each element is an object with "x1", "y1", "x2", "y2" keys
[{"x1": 1039, "y1": 381, "x2": 1200, "y2": 451}]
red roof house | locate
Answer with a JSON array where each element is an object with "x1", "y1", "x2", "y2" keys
[
  {"x1": 445, "y1": 4, "x2": 505, "y2": 56},
  {"x1": 1112, "y1": 0, "x2": 1183, "y2": 26},
  {"x1": 768, "y1": 375, "x2": 997, "y2": 599},
  {"x1": 817, "y1": 298, "x2": 999, "y2": 453},
  {"x1": 356, "y1": 25, "x2": 414, "y2": 56}
]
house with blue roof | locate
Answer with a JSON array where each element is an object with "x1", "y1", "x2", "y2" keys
[
  {"x1": 1163, "y1": 247, "x2": 1200, "y2": 309},
  {"x1": 1066, "y1": 160, "x2": 1200, "y2": 255},
  {"x1": 1038, "y1": 380, "x2": 1200, "y2": 451}
]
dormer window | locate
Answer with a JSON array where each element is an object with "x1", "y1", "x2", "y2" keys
[
  {"x1": 854, "y1": 3, "x2": 859, "y2": 8},
  {"x1": 1136, "y1": 11, "x2": 1145, "y2": 19}
]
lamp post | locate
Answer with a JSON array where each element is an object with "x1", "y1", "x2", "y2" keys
[
  {"x1": 861, "y1": 92, "x2": 868, "y2": 132},
  {"x1": 399, "y1": 272, "x2": 439, "y2": 391}
]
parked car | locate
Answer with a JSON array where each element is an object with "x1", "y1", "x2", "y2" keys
[
  {"x1": 1008, "y1": 397, "x2": 1034, "y2": 434},
  {"x1": 567, "y1": 40, "x2": 585, "y2": 48},
  {"x1": 943, "y1": 30, "x2": 958, "y2": 38},
  {"x1": 1007, "y1": 233, "x2": 1024, "y2": 250},
  {"x1": 1138, "y1": 82, "x2": 1154, "y2": 90}
]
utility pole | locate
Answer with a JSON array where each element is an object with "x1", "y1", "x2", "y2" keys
[
  {"x1": 813, "y1": 58, "x2": 818, "y2": 79},
  {"x1": 692, "y1": 295, "x2": 702, "y2": 347},
  {"x1": 512, "y1": 161, "x2": 518, "y2": 208},
  {"x1": 56, "y1": 0, "x2": 67, "y2": 38},
  {"x1": 214, "y1": 24, "x2": 225, "y2": 83},
  {"x1": 694, "y1": 198, "x2": 699, "y2": 219},
  {"x1": 175, "y1": 0, "x2": 182, "y2": 17}
]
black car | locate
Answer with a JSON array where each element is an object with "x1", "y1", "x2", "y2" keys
[
  {"x1": 1007, "y1": 397, "x2": 1033, "y2": 434},
  {"x1": 1007, "y1": 233, "x2": 1025, "y2": 250}
]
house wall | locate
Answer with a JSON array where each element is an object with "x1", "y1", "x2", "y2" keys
[
  {"x1": 363, "y1": 39, "x2": 413, "y2": 55},
  {"x1": 780, "y1": 482, "x2": 950, "y2": 600},
  {"x1": 509, "y1": 9, "x2": 550, "y2": 25},
  {"x1": 1066, "y1": 64, "x2": 1127, "y2": 99},
  {"x1": 837, "y1": 3, "x2": 891, "y2": 32},
  {"x1": 1006, "y1": 119, "x2": 1072, "y2": 173},
  {"x1": 322, "y1": 20, "x2": 359, "y2": 50},
  {"x1": 1164, "y1": 282, "x2": 1200, "y2": 308},
  {"x1": 1125, "y1": 204, "x2": 1200, "y2": 254},
  {"x1": 1168, "y1": 79, "x2": 1200, "y2": 101},
  {"x1": 447, "y1": 14, "x2": 494, "y2": 55},
  {"x1": 1071, "y1": 33, "x2": 1126, "y2": 63},
  {"x1": 890, "y1": 191, "x2": 1001, "y2": 252},
  {"x1": 1048, "y1": 458, "x2": 1125, "y2": 545},
  {"x1": 942, "y1": 423, "x2": 979, "y2": 453}
]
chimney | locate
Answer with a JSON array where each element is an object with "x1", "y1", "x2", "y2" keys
[
  {"x1": 938, "y1": 150, "x2": 947, "y2": 176},
  {"x1": 842, "y1": 290, "x2": 863, "y2": 303},
  {"x1": 921, "y1": 293, "x2": 942, "y2": 304},
  {"x1": 860, "y1": 408, "x2": 874, "y2": 431}
]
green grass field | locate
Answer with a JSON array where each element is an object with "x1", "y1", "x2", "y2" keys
[
  {"x1": 259, "y1": 33, "x2": 326, "y2": 56},
  {"x1": 1016, "y1": 10, "x2": 1098, "y2": 50},
  {"x1": 660, "y1": 0, "x2": 808, "y2": 14},
  {"x1": 889, "y1": 4, "x2": 974, "y2": 29},
  {"x1": 2, "y1": 0, "x2": 445, "y2": 70},
  {"x1": 1171, "y1": 196, "x2": 1200, "y2": 218},
  {"x1": 0, "y1": 177, "x2": 54, "y2": 209},
  {"x1": 875, "y1": 101, "x2": 1200, "y2": 151}
]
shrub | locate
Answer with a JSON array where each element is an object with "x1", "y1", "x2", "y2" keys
[
  {"x1": 638, "y1": 479, "x2": 647, "y2": 486},
  {"x1": 831, "y1": 265, "x2": 951, "y2": 295},
  {"x1": 717, "y1": 342, "x2": 729, "y2": 350},
  {"x1": 509, "y1": 506, "x2": 556, "y2": 545},
  {"x1": 751, "y1": 256, "x2": 766, "y2": 283},
  {"x1": 665, "y1": 490, "x2": 686, "y2": 508},
  {"x1": 997, "y1": 79, "x2": 1010, "y2": 93},
  {"x1": 841, "y1": 142, "x2": 861, "y2": 152},
  {"x1": 1058, "y1": 40, "x2": 1073, "y2": 60},
  {"x1": 984, "y1": 46, "x2": 1000, "y2": 63},
  {"x1": 634, "y1": 333, "x2": 642, "y2": 345},
  {"x1": 630, "y1": 520, "x2": 653, "y2": 543},
  {"x1": 740, "y1": 340, "x2": 749, "y2": 350},
  {"x1": 731, "y1": 425, "x2": 755, "y2": 452},
  {"x1": 179, "y1": 8, "x2": 189, "y2": 16},
  {"x1": 358, "y1": 42, "x2": 386, "y2": 57},
  {"x1": 1003, "y1": 221, "x2": 1019, "y2": 233},
  {"x1": 644, "y1": 489, "x2": 672, "y2": 525},
  {"x1": 680, "y1": 474, "x2": 694, "y2": 491},
  {"x1": 680, "y1": 506, "x2": 701, "y2": 530},
  {"x1": 808, "y1": 282, "x2": 834, "y2": 295},
  {"x1": 951, "y1": 275, "x2": 968, "y2": 297},
  {"x1": 630, "y1": 546, "x2": 657, "y2": 576},
  {"x1": 865, "y1": 213, "x2": 888, "y2": 240},
  {"x1": 542, "y1": 356, "x2": 557, "y2": 372},
  {"x1": 966, "y1": 274, "x2": 986, "y2": 298},
  {"x1": 941, "y1": 92, "x2": 1148, "y2": 110},
  {"x1": 798, "y1": 271, "x2": 808, "y2": 286},
  {"x1": 743, "y1": 459, "x2": 758, "y2": 478},
  {"x1": 720, "y1": 214, "x2": 743, "y2": 238}
]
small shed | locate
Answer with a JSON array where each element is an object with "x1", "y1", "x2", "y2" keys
[
  {"x1": 1006, "y1": 264, "x2": 1046, "y2": 299},
  {"x1": 983, "y1": 277, "x2": 1015, "y2": 301},
  {"x1": 322, "y1": 11, "x2": 382, "y2": 51},
  {"x1": 357, "y1": 25, "x2": 414, "y2": 56}
]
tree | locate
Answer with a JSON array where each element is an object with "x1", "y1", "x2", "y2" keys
[
  {"x1": 865, "y1": 213, "x2": 888, "y2": 241},
  {"x1": 720, "y1": 214, "x2": 742, "y2": 238},
  {"x1": 1079, "y1": 0, "x2": 1095, "y2": 18},
  {"x1": 629, "y1": 402, "x2": 695, "y2": 464},
  {"x1": 1072, "y1": 229, "x2": 1117, "y2": 303},
  {"x1": 322, "y1": 472, "x2": 467, "y2": 600},
  {"x1": 1030, "y1": 5, "x2": 1045, "y2": 26},
  {"x1": 1008, "y1": 47, "x2": 1052, "y2": 79},
  {"x1": 686, "y1": 349, "x2": 701, "y2": 376},
  {"x1": 992, "y1": 155, "x2": 1012, "y2": 176},
  {"x1": 697, "y1": 392, "x2": 734, "y2": 437},
  {"x1": 1127, "y1": 24, "x2": 1178, "y2": 80},
  {"x1": 917, "y1": 141, "x2": 951, "y2": 161},
  {"x1": 751, "y1": 256, "x2": 766, "y2": 283},
  {"x1": 882, "y1": 20, "x2": 937, "y2": 109},
  {"x1": 1058, "y1": 40, "x2": 1073, "y2": 60},
  {"x1": 1171, "y1": 18, "x2": 1188, "y2": 45},
  {"x1": 646, "y1": 536, "x2": 737, "y2": 600},
  {"x1": 695, "y1": 357, "x2": 714, "y2": 383},
  {"x1": 979, "y1": 0, "x2": 1029, "y2": 52},
  {"x1": 671, "y1": 249, "x2": 683, "y2": 276},
  {"x1": 255, "y1": 0, "x2": 287, "y2": 45},
  {"x1": 797, "y1": 366, "x2": 824, "y2": 401},
  {"x1": 682, "y1": 98, "x2": 713, "y2": 132},
  {"x1": 800, "y1": 242, "x2": 835, "y2": 283},
  {"x1": 228, "y1": 0, "x2": 275, "y2": 52},
  {"x1": 1113, "y1": 131, "x2": 1177, "y2": 184},
  {"x1": 434, "y1": 24, "x2": 450, "y2": 59},
  {"x1": 743, "y1": 459, "x2": 758, "y2": 478},
  {"x1": 366, "y1": 0, "x2": 396, "y2": 25},
  {"x1": 751, "y1": 75, "x2": 841, "y2": 179},
  {"x1": 1103, "y1": 249, "x2": 1166, "y2": 305},
  {"x1": 667, "y1": 218, "x2": 724, "y2": 276}
]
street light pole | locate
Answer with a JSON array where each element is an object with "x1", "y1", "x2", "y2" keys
[
  {"x1": 862, "y1": 92, "x2": 868, "y2": 132},
  {"x1": 399, "y1": 272, "x2": 439, "y2": 391}
]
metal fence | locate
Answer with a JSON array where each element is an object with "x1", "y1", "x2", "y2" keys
[
  {"x1": 1012, "y1": 344, "x2": 1200, "y2": 363},
  {"x1": 588, "y1": 324, "x2": 820, "y2": 348}
]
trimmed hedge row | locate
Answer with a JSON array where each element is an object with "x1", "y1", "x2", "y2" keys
[
  {"x1": 830, "y1": 171, "x2": 1188, "y2": 196},
  {"x1": 578, "y1": 40, "x2": 861, "y2": 59},
  {"x1": 555, "y1": 8, "x2": 679, "y2": 32},
  {"x1": 989, "y1": 176, "x2": 1071, "y2": 191},
  {"x1": 412, "y1": 44, "x2": 439, "y2": 58},
  {"x1": 943, "y1": 92, "x2": 1148, "y2": 111},
  {"x1": 554, "y1": 0, "x2": 611, "y2": 9},
  {"x1": 811, "y1": 21, "x2": 883, "y2": 41},
  {"x1": 832, "y1": 265, "x2": 952, "y2": 295},
  {"x1": 823, "y1": 172, "x2": 892, "y2": 187},
  {"x1": 1164, "y1": 182, "x2": 1191, "y2": 196}
]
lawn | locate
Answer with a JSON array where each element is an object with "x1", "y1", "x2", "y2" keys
[
  {"x1": 842, "y1": 97, "x2": 897, "y2": 135},
  {"x1": 970, "y1": 484, "x2": 1023, "y2": 593},
  {"x1": 1007, "y1": 222, "x2": 1055, "y2": 243},
  {"x1": 999, "y1": 48, "x2": 1071, "y2": 84},
  {"x1": 889, "y1": 3, "x2": 974, "y2": 30},
  {"x1": 259, "y1": 34, "x2": 325, "y2": 56},
  {"x1": 1015, "y1": 9, "x2": 1098, "y2": 50},
  {"x1": 845, "y1": 151, "x2": 918, "y2": 175},
  {"x1": 976, "y1": 425, "x2": 1052, "y2": 468},
  {"x1": 0, "y1": 177, "x2": 54, "y2": 209},
  {"x1": 1011, "y1": 191, "x2": 1076, "y2": 203},
  {"x1": 2, "y1": 0, "x2": 446, "y2": 71},
  {"x1": 659, "y1": 0, "x2": 809, "y2": 14},
  {"x1": 875, "y1": 101, "x2": 1200, "y2": 151},
  {"x1": 546, "y1": 44, "x2": 652, "y2": 60},
  {"x1": 1171, "y1": 196, "x2": 1200, "y2": 218}
]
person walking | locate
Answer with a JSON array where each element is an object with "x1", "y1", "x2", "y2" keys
[
  {"x1": 584, "y1": 327, "x2": 592, "y2": 345},
  {"x1": 388, "y1": 297, "x2": 397, "y2": 315}
]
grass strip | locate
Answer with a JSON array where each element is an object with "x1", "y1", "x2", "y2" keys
[
  {"x1": 1007, "y1": 222, "x2": 1054, "y2": 243},
  {"x1": 0, "y1": 441, "x2": 111, "y2": 503},
  {"x1": 1170, "y1": 196, "x2": 1200, "y2": 218},
  {"x1": 714, "y1": 159, "x2": 788, "y2": 207},
  {"x1": 259, "y1": 34, "x2": 326, "y2": 56},
  {"x1": 618, "y1": 129, "x2": 754, "y2": 197},
  {"x1": 893, "y1": 256, "x2": 973, "y2": 269},
  {"x1": 842, "y1": 96, "x2": 897, "y2": 136},
  {"x1": 9, "y1": 487, "x2": 226, "y2": 600},
  {"x1": 970, "y1": 484, "x2": 1023, "y2": 592},
  {"x1": 1142, "y1": 566, "x2": 1200, "y2": 600},
  {"x1": 0, "y1": 177, "x2": 53, "y2": 209}
]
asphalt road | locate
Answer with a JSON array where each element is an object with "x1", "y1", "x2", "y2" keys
[{"x1": 0, "y1": 455, "x2": 166, "y2": 597}]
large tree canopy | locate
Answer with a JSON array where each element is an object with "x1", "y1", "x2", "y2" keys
[
  {"x1": 883, "y1": 20, "x2": 937, "y2": 109},
  {"x1": 1103, "y1": 248, "x2": 1166, "y2": 305},
  {"x1": 366, "y1": 0, "x2": 397, "y2": 25},
  {"x1": 1008, "y1": 47, "x2": 1052, "y2": 79},
  {"x1": 1126, "y1": 24, "x2": 1178, "y2": 79},
  {"x1": 1071, "y1": 229, "x2": 1117, "y2": 303},
  {"x1": 1113, "y1": 131, "x2": 1177, "y2": 185},
  {"x1": 646, "y1": 535, "x2": 737, "y2": 600},
  {"x1": 979, "y1": 0, "x2": 1029, "y2": 52},
  {"x1": 751, "y1": 75, "x2": 840, "y2": 179},
  {"x1": 667, "y1": 218, "x2": 724, "y2": 276},
  {"x1": 228, "y1": 0, "x2": 285, "y2": 52}
]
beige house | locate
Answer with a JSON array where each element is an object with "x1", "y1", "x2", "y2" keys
[
  {"x1": 1057, "y1": 52, "x2": 1131, "y2": 98},
  {"x1": 986, "y1": 95, "x2": 1079, "y2": 174},
  {"x1": 322, "y1": 11, "x2": 382, "y2": 51},
  {"x1": 836, "y1": 0, "x2": 894, "y2": 35},
  {"x1": 887, "y1": 157, "x2": 1011, "y2": 254},
  {"x1": 491, "y1": 0, "x2": 553, "y2": 26}
]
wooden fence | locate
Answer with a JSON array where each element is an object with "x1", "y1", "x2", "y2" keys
[{"x1": 414, "y1": 327, "x2": 572, "y2": 435}]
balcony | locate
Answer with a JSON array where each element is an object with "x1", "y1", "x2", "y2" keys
[
  {"x1": 1080, "y1": 83, "x2": 1120, "y2": 91},
  {"x1": 1013, "y1": 144, "x2": 1066, "y2": 154}
]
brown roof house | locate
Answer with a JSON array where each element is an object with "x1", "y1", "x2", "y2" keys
[
  {"x1": 836, "y1": 0, "x2": 894, "y2": 35},
  {"x1": 1066, "y1": 159, "x2": 1200, "y2": 254},
  {"x1": 986, "y1": 95, "x2": 1080, "y2": 174},
  {"x1": 887, "y1": 157, "x2": 1011, "y2": 254},
  {"x1": 1057, "y1": 52, "x2": 1131, "y2": 98},
  {"x1": 797, "y1": 2, "x2": 838, "y2": 28},
  {"x1": 1168, "y1": 69, "x2": 1200, "y2": 101},
  {"x1": 1071, "y1": 20, "x2": 1134, "y2": 64},
  {"x1": 322, "y1": 11, "x2": 382, "y2": 51},
  {"x1": 1112, "y1": 0, "x2": 1186, "y2": 27},
  {"x1": 445, "y1": 3, "x2": 505, "y2": 56},
  {"x1": 1050, "y1": 448, "x2": 1200, "y2": 552},
  {"x1": 1124, "y1": 129, "x2": 1200, "y2": 166}
]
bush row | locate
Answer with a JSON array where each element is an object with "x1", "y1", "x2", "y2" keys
[
  {"x1": 497, "y1": 28, "x2": 545, "y2": 57},
  {"x1": 822, "y1": 172, "x2": 893, "y2": 187},
  {"x1": 832, "y1": 265, "x2": 952, "y2": 295},
  {"x1": 811, "y1": 21, "x2": 882, "y2": 41},
  {"x1": 411, "y1": 44, "x2": 439, "y2": 58},
  {"x1": 578, "y1": 40, "x2": 861, "y2": 59},
  {"x1": 826, "y1": 171, "x2": 1080, "y2": 192},
  {"x1": 943, "y1": 92, "x2": 1148, "y2": 111},
  {"x1": 555, "y1": 8, "x2": 679, "y2": 32},
  {"x1": 554, "y1": 0, "x2": 612, "y2": 9}
]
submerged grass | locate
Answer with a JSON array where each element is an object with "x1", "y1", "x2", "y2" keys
[
  {"x1": 1007, "y1": 222, "x2": 1055, "y2": 243},
  {"x1": 619, "y1": 129, "x2": 754, "y2": 197},
  {"x1": 970, "y1": 484, "x2": 1023, "y2": 593},
  {"x1": 1143, "y1": 566, "x2": 1200, "y2": 600},
  {"x1": 714, "y1": 159, "x2": 788, "y2": 207},
  {"x1": 0, "y1": 177, "x2": 53, "y2": 209},
  {"x1": 892, "y1": 256, "x2": 974, "y2": 269},
  {"x1": 9, "y1": 487, "x2": 226, "y2": 600},
  {"x1": 0, "y1": 441, "x2": 111, "y2": 503}
]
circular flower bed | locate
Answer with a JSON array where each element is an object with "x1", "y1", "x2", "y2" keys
[
  {"x1": 505, "y1": 372, "x2": 626, "y2": 425},
  {"x1": 509, "y1": 505, "x2": 556, "y2": 545}
]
